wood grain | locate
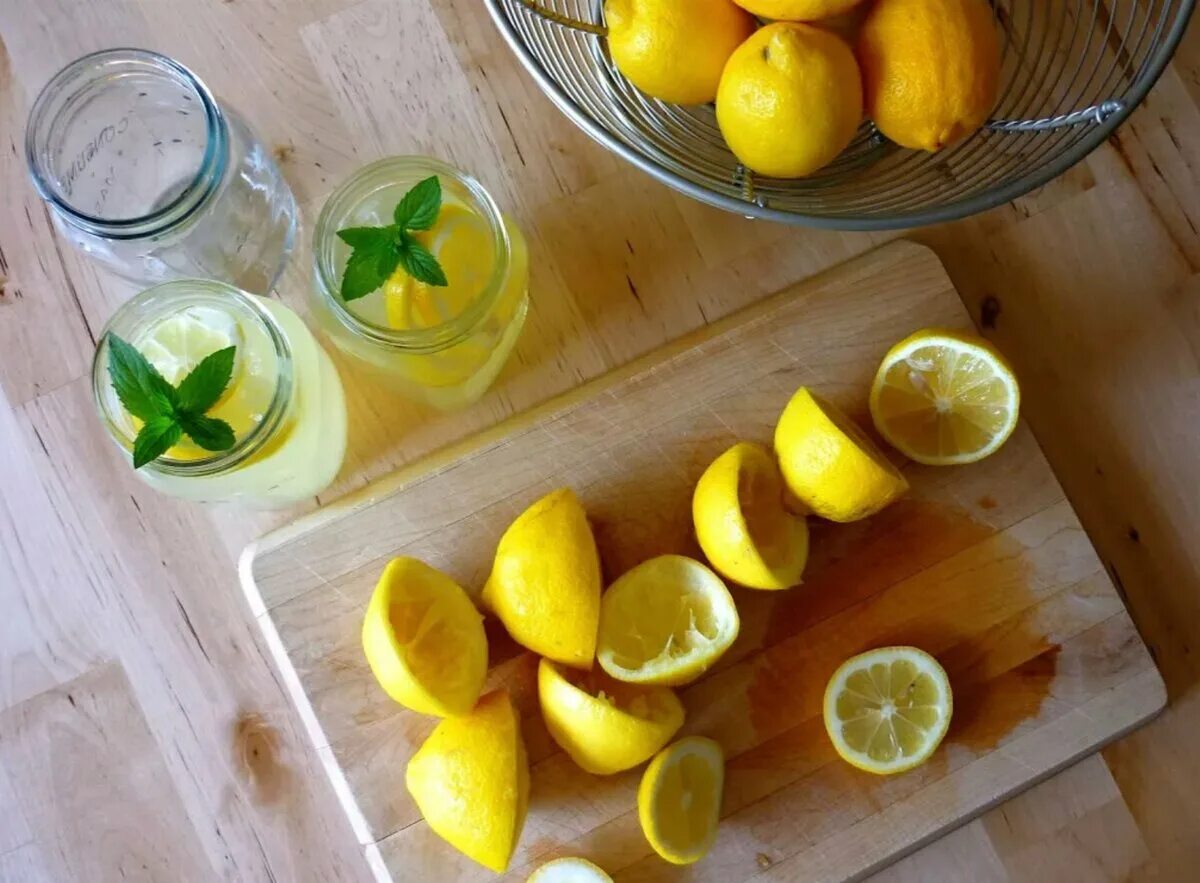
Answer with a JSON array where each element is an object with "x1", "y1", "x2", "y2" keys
[
  {"x1": 1, "y1": 1, "x2": 1198, "y2": 881},
  {"x1": 244, "y1": 244, "x2": 1165, "y2": 881}
]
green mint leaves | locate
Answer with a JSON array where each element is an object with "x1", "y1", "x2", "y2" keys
[
  {"x1": 335, "y1": 175, "x2": 448, "y2": 302},
  {"x1": 106, "y1": 335, "x2": 238, "y2": 469}
]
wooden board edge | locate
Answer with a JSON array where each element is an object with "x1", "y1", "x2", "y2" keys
[
  {"x1": 240, "y1": 239, "x2": 950, "y2": 578},
  {"x1": 761, "y1": 665, "x2": 1168, "y2": 883}
]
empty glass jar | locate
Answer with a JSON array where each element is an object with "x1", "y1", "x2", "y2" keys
[{"x1": 26, "y1": 48, "x2": 297, "y2": 293}]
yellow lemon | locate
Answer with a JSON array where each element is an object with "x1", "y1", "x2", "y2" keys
[
  {"x1": 406, "y1": 690, "x2": 530, "y2": 872},
  {"x1": 774, "y1": 387, "x2": 908, "y2": 523},
  {"x1": 597, "y1": 555, "x2": 739, "y2": 686},
  {"x1": 361, "y1": 557, "x2": 487, "y2": 717},
  {"x1": 693, "y1": 442, "x2": 809, "y2": 590},
  {"x1": 528, "y1": 857, "x2": 613, "y2": 883},
  {"x1": 870, "y1": 328, "x2": 1020, "y2": 466},
  {"x1": 637, "y1": 736, "x2": 725, "y2": 865},
  {"x1": 605, "y1": 0, "x2": 757, "y2": 105},
  {"x1": 732, "y1": 0, "x2": 864, "y2": 21},
  {"x1": 482, "y1": 488, "x2": 601, "y2": 669},
  {"x1": 539, "y1": 658, "x2": 685, "y2": 776},
  {"x1": 716, "y1": 22, "x2": 863, "y2": 178},
  {"x1": 858, "y1": 0, "x2": 1001, "y2": 151},
  {"x1": 823, "y1": 646, "x2": 952, "y2": 775}
]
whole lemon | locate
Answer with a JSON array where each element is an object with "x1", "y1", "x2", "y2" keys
[
  {"x1": 858, "y1": 0, "x2": 1001, "y2": 151},
  {"x1": 716, "y1": 23, "x2": 863, "y2": 178},
  {"x1": 731, "y1": 0, "x2": 864, "y2": 21},
  {"x1": 605, "y1": 0, "x2": 757, "y2": 105}
]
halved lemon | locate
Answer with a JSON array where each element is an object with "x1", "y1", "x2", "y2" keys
[
  {"x1": 597, "y1": 555, "x2": 739, "y2": 687},
  {"x1": 538, "y1": 658, "x2": 684, "y2": 776},
  {"x1": 870, "y1": 328, "x2": 1021, "y2": 466},
  {"x1": 823, "y1": 646, "x2": 953, "y2": 775},
  {"x1": 775, "y1": 388, "x2": 909, "y2": 523},
  {"x1": 527, "y1": 857, "x2": 612, "y2": 883},
  {"x1": 362, "y1": 557, "x2": 488, "y2": 717},
  {"x1": 693, "y1": 442, "x2": 809, "y2": 590},
  {"x1": 637, "y1": 736, "x2": 725, "y2": 866}
]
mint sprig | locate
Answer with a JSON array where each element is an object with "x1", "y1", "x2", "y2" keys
[
  {"x1": 335, "y1": 175, "x2": 448, "y2": 302},
  {"x1": 106, "y1": 334, "x2": 238, "y2": 469}
]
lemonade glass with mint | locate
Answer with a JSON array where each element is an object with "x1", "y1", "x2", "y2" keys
[
  {"x1": 309, "y1": 157, "x2": 529, "y2": 409},
  {"x1": 92, "y1": 280, "x2": 347, "y2": 506}
]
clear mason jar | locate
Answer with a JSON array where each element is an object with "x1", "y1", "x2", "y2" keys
[
  {"x1": 27, "y1": 49, "x2": 297, "y2": 293},
  {"x1": 310, "y1": 157, "x2": 529, "y2": 410},
  {"x1": 92, "y1": 280, "x2": 347, "y2": 507}
]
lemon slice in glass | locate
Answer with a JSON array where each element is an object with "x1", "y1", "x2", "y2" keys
[
  {"x1": 597, "y1": 555, "x2": 739, "y2": 687},
  {"x1": 870, "y1": 328, "x2": 1021, "y2": 466},
  {"x1": 823, "y1": 646, "x2": 952, "y2": 775},
  {"x1": 637, "y1": 736, "x2": 725, "y2": 866},
  {"x1": 137, "y1": 305, "x2": 241, "y2": 386},
  {"x1": 527, "y1": 857, "x2": 613, "y2": 883}
]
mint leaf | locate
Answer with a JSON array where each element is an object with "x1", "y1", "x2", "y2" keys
[
  {"x1": 393, "y1": 176, "x2": 441, "y2": 230},
  {"x1": 397, "y1": 234, "x2": 449, "y2": 287},
  {"x1": 133, "y1": 415, "x2": 182, "y2": 469},
  {"x1": 178, "y1": 412, "x2": 236, "y2": 452},
  {"x1": 176, "y1": 346, "x2": 236, "y2": 414},
  {"x1": 338, "y1": 225, "x2": 400, "y2": 302},
  {"x1": 107, "y1": 334, "x2": 177, "y2": 421}
]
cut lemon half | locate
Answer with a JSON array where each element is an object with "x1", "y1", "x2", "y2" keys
[
  {"x1": 637, "y1": 736, "x2": 725, "y2": 866},
  {"x1": 693, "y1": 442, "x2": 809, "y2": 590},
  {"x1": 527, "y1": 857, "x2": 612, "y2": 883},
  {"x1": 870, "y1": 328, "x2": 1020, "y2": 466},
  {"x1": 538, "y1": 658, "x2": 684, "y2": 776},
  {"x1": 823, "y1": 646, "x2": 952, "y2": 775},
  {"x1": 775, "y1": 387, "x2": 909, "y2": 523},
  {"x1": 597, "y1": 555, "x2": 739, "y2": 687},
  {"x1": 362, "y1": 557, "x2": 487, "y2": 717}
]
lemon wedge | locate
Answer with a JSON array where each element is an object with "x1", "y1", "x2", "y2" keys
[
  {"x1": 637, "y1": 736, "x2": 725, "y2": 865},
  {"x1": 362, "y1": 557, "x2": 487, "y2": 717},
  {"x1": 823, "y1": 646, "x2": 953, "y2": 775},
  {"x1": 597, "y1": 555, "x2": 739, "y2": 687},
  {"x1": 483, "y1": 488, "x2": 602, "y2": 669},
  {"x1": 774, "y1": 387, "x2": 909, "y2": 523},
  {"x1": 538, "y1": 658, "x2": 684, "y2": 776},
  {"x1": 406, "y1": 690, "x2": 529, "y2": 873},
  {"x1": 870, "y1": 328, "x2": 1021, "y2": 466},
  {"x1": 527, "y1": 857, "x2": 613, "y2": 883},
  {"x1": 693, "y1": 442, "x2": 809, "y2": 590}
]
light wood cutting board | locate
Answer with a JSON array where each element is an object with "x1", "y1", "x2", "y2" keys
[{"x1": 241, "y1": 242, "x2": 1165, "y2": 883}]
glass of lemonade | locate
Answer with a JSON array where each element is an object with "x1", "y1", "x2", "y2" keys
[
  {"x1": 310, "y1": 157, "x2": 529, "y2": 409},
  {"x1": 92, "y1": 280, "x2": 347, "y2": 507}
]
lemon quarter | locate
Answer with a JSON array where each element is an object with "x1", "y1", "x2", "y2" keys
[
  {"x1": 869, "y1": 328, "x2": 1020, "y2": 466},
  {"x1": 362, "y1": 557, "x2": 487, "y2": 717},
  {"x1": 637, "y1": 736, "x2": 725, "y2": 865},
  {"x1": 693, "y1": 442, "x2": 809, "y2": 590},
  {"x1": 774, "y1": 387, "x2": 908, "y2": 522},
  {"x1": 823, "y1": 646, "x2": 952, "y2": 775}
]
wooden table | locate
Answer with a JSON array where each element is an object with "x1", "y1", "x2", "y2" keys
[{"x1": 0, "y1": 3, "x2": 1197, "y2": 881}]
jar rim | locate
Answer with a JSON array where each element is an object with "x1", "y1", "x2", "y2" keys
[
  {"x1": 91, "y1": 280, "x2": 294, "y2": 477},
  {"x1": 26, "y1": 48, "x2": 227, "y2": 239},
  {"x1": 312, "y1": 156, "x2": 513, "y2": 353}
]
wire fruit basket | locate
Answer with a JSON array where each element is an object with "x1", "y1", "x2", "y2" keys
[{"x1": 485, "y1": 0, "x2": 1195, "y2": 229}]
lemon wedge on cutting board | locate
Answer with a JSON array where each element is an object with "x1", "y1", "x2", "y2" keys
[
  {"x1": 597, "y1": 555, "x2": 739, "y2": 687},
  {"x1": 693, "y1": 441, "x2": 809, "y2": 590},
  {"x1": 870, "y1": 328, "x2": 1020, "y2": 466},
  {"x1": 482, "y1": 488, "x2": 602, "y2": 668},
  {"x1": 406, "y1": 690, "x2": 530, "y2": 872},
  {"x1": 823, "y1": 646, "x2": 953, "y2": 775},
  {"x1": 638, "y1": 736, "x2": 726, "y2": 865},
  {"x1": 361, "y1": 557, "x2": 487, "y2": 717},
  {"x1": 775, "y1": 387, "x2": 909, "y2": 523},
  {"x1": 527, "y1": 857, "x2": 613, "y2": 882},
  {"x1": 539, "y1": 658, "x2": 684, "y2": 775}
]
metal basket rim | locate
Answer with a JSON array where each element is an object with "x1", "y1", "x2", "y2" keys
[{"x1": 483, "y1": 0, "x2": 1197, "y2": 231}]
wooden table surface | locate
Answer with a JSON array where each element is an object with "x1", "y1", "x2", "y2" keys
[{"x1": 0, "y1": 2, "x2": 1197, "y2": 882}]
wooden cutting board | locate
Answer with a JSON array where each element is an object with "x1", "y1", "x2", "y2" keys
[{"x1": 241, "y1": 242, "x2": 1165, "y2": 883}]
